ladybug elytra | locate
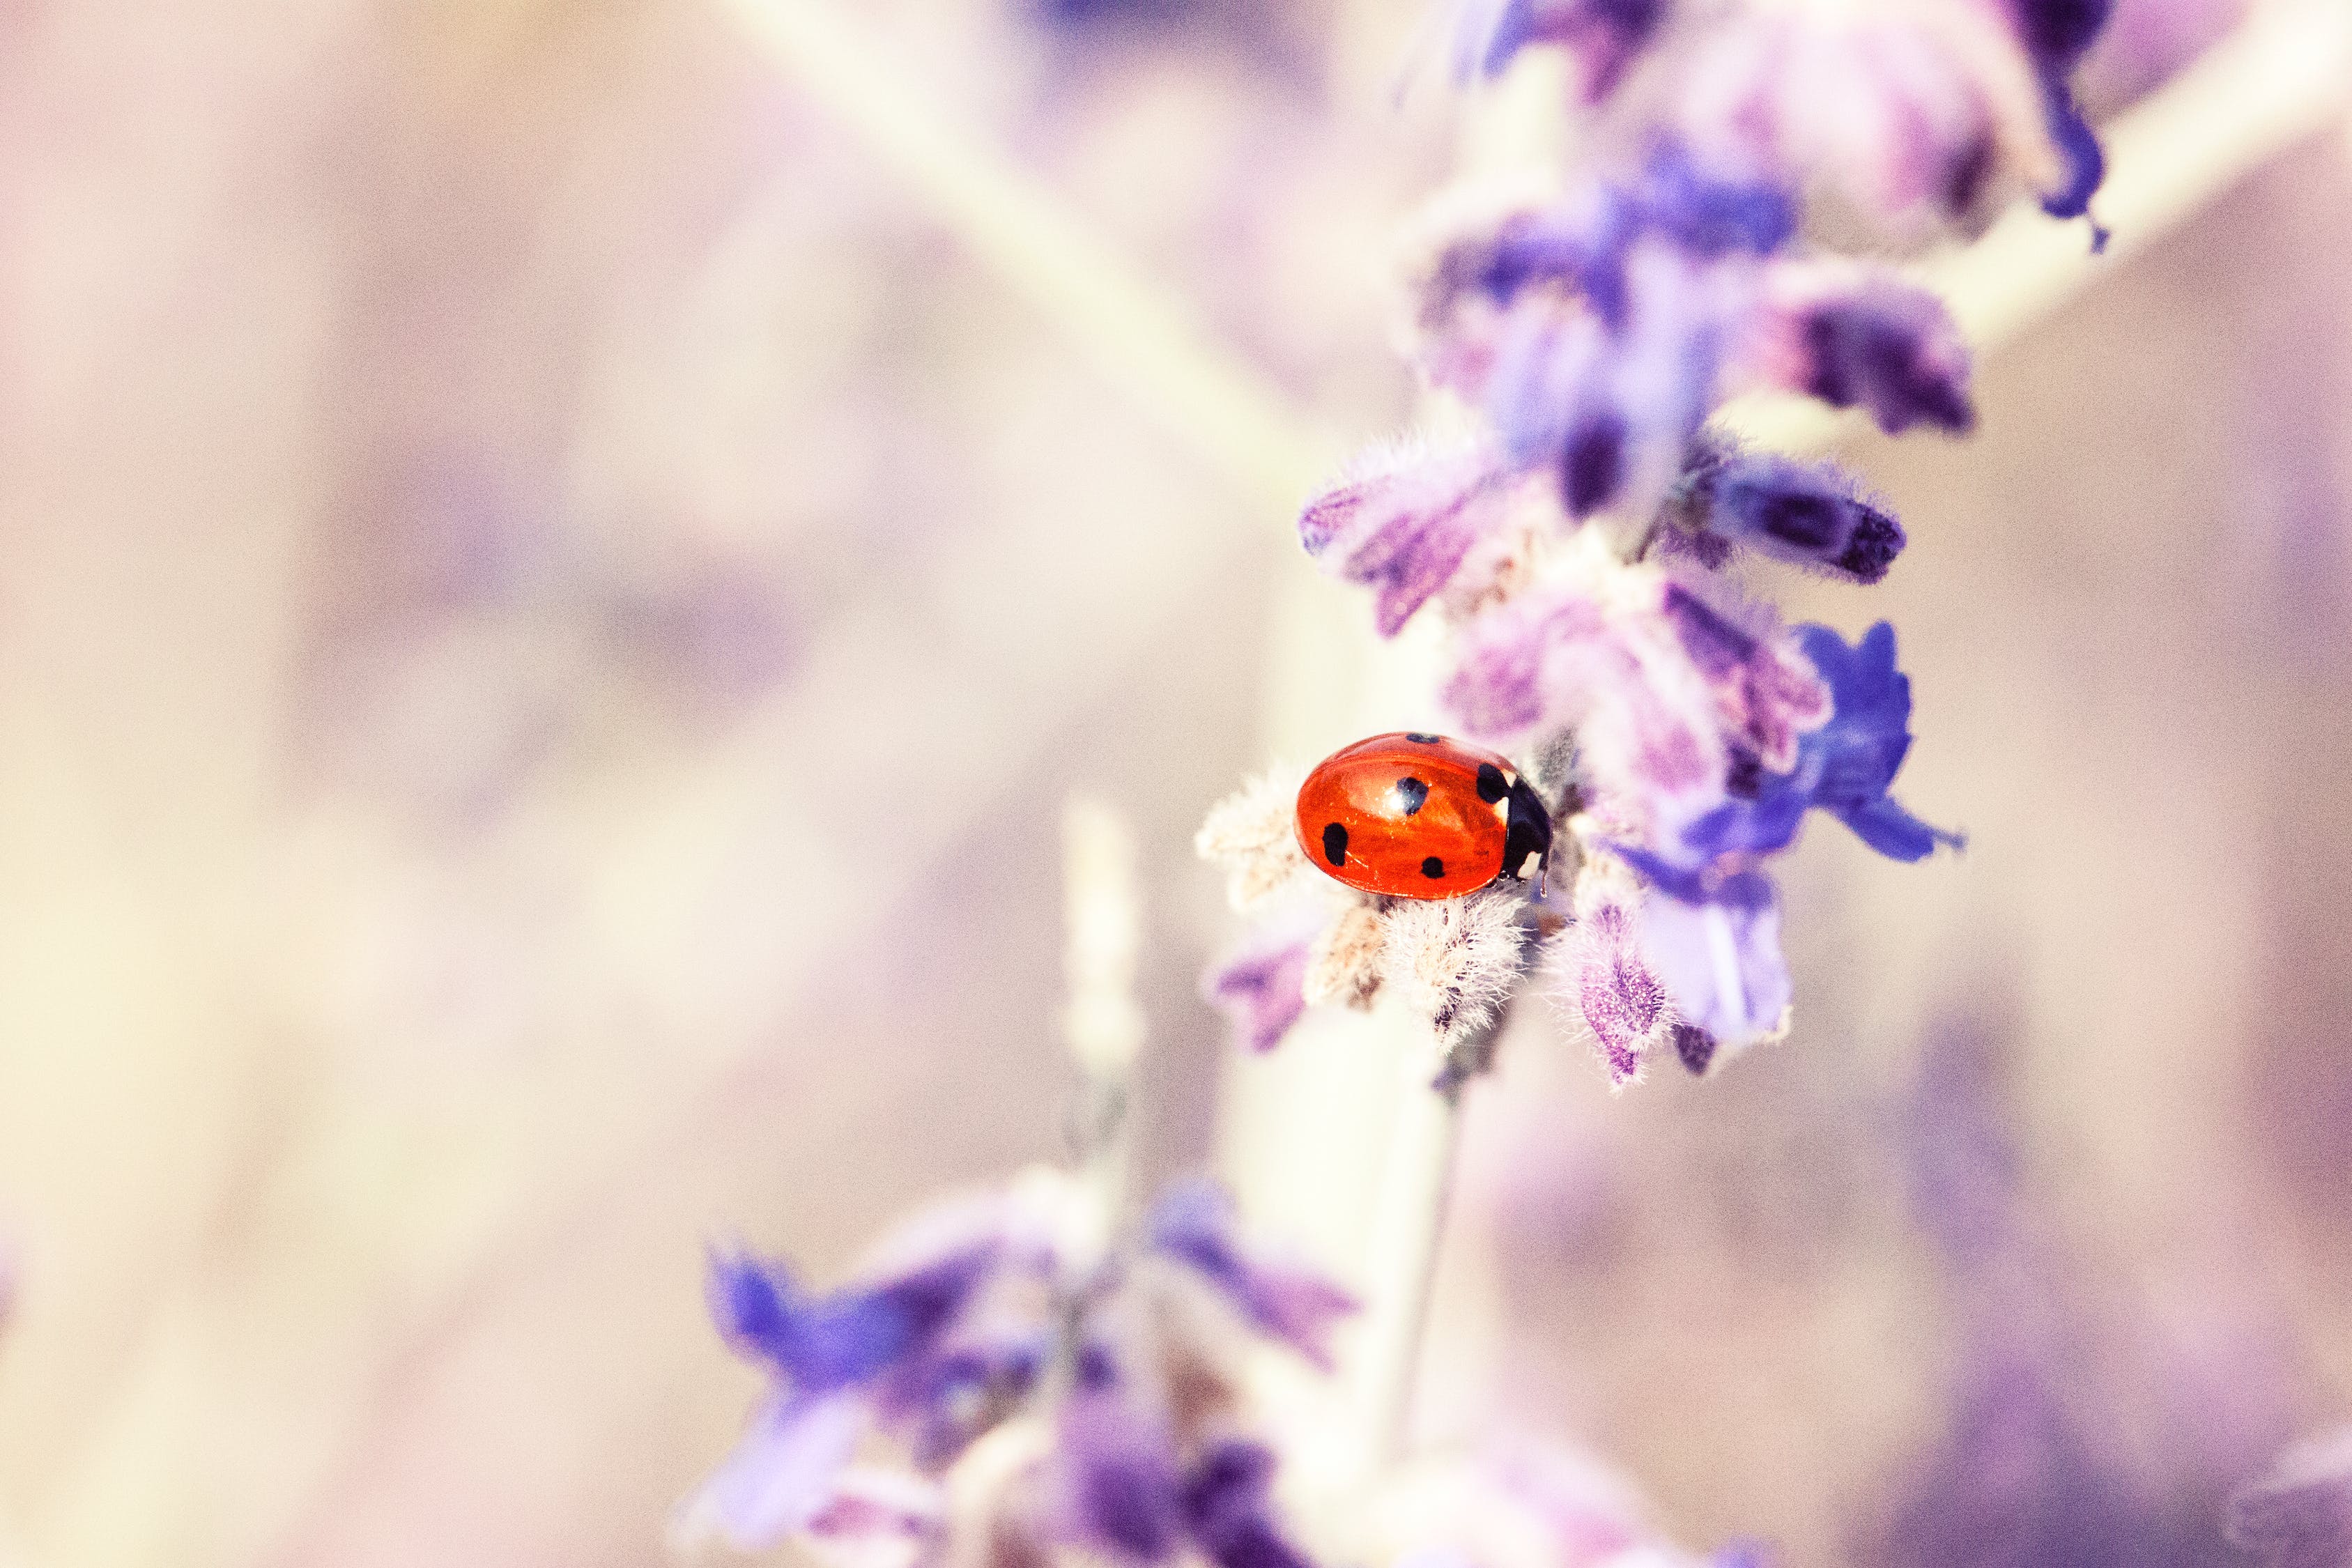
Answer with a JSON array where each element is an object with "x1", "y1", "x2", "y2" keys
[{"x1": 1295, "y1": 732, "x2": 1553, "y2": 900}]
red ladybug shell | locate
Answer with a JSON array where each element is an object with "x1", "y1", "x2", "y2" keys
[{"x1": 1294, "y1": 732, "x2": 1551, "y2": 900}]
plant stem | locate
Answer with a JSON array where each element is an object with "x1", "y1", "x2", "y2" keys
[
  {"x1": 1350, "y1": 1007, "x2": 1505, "y2": 1474},
  {"x1": 1061, "y1": 797, "x2": 1146, "y2": 1252}
]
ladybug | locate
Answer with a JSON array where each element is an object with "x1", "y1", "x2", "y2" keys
[{"x1": 1295, "y1": 732, "x2": 1553, "y2": 900}]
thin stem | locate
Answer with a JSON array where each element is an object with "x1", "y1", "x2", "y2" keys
[
  {"x1": 1349, "y1": 1005, "x2": 1507, "y2": 1474},
  {"x1": 1060, "y1": 797, "x2": 1146, "y2": 1252}
]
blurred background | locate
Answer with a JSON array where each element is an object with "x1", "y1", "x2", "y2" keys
[{"x1": 0, "y1": 1, "x2": 2347, "y2": 1565}]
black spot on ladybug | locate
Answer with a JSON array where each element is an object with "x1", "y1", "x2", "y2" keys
[
  {"x1": 1394, "y1": 777, "x2": 1429, "y2": 816},
  {"x1": 1421, "y1": 856, "x2": 1445, "y2": 879},
  {"x1": 1475, "y1": 763, "x2": 1508, "y2": 804},
  {"x1": 1322, "y1": 822, "x2": 1348, "y2": 868},
  {"x1": 1405, "y1": 732, "x2": 1440, "y2": 744}
]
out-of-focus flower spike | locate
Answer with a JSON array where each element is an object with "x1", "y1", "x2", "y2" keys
[
  {"x1": 1669, "y1": 438, "x2": 1908, "y2": 585},
  {"x1": 1301, "y1": 443, "x2": 1518, "y2": 637},
  {"x1": 1380, "y1": 884, "x2": 1531, "y2": 1046},
  {"x1": 2226, "y1": 1427, "x2": 2352, "y2": 1568},
  {"x1": 1675, "y1": 6, "x2": 2056, "y2": 237},
  {"x1": 1737, "y1": 262, "x2": 1976, "y2": 436},
  {"x1": 1204, "y1": 933, "x2": 1313, "y2": 1055},
  {"x1": 1195, "y1": 767, "x2": 1309, "y2": 912},
  {"x1": 1146, "y1": 1181, "x2": 1358, "y2": 1370},
  {"x1": 1451, "y1": 0, "x2": 1675, "y2": 102}
]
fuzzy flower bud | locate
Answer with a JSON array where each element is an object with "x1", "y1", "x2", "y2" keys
[
  {"x1": 1547, "y1": 852, "x2": 1678, "y2": 1084},
  {"x1": 1380, "y1": 884, "x2": 1531, "y2": 1047},
  {"x1": 1667, "y1": 440, "x2": 1907, "y2": 585},
  {"x1": 1197, "y1": 767, "x2": 1309, "y2": 912}
]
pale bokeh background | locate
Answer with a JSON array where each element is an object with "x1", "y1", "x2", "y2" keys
[{"x1": 0, "y1": 2, "x2": 2346, "y2": 1565}]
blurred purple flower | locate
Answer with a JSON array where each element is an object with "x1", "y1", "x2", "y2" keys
[
  {"x1": 1737, "y1": 263, "x2": 1976, "y2": 436},
  {"x1": 686, "y1": 1177, "x2": 1348, "y2": 1560},
  {"x1": 1181, "y1": 1441, "x2": 1316, "y2": 1568},
  {"x1": 1204, "y1": 934, "x2": 1312, "y2": 1054},
  {"x1": 1990, "y1": 0, "x2": 2117, "y2": 239},
  {"x1": 1412, "y1": 149, "x2": 1793, "y2": 519},
  {"x1": 1299, "y1": 445, "x2": 1514, "y2": 636},
  {"x1": 1147, "y1": 1180, "x2": 1357, "y2": 1368},
  {"x1": 1453, "y1": 0, "x2": 1675, "y2": 100}
]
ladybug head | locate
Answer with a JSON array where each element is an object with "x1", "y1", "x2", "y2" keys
[{"x1": 1502, "y1": 775, "x2": 1553, "y2": 885}]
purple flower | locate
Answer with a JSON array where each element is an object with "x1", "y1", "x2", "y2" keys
[
  {"x1": 682, "y1": 1392, "x2": 870, "y2": 1549},
  {"x1": 1182, "y1": 1442, "x2": 1316, "y2": 1568},
  {"x1": 686, "y1": 1178, "x2": 1350, "y2": 1561},
  {"x1": 1989, "y1": 0, "x2": 2116, "y2": 239},
  {"x1": 1057, "y1": 1385, "x2": 1188, "y2": 1560},
  {"x1": 1411, "y1": 151, "x2": 1792, "y2": 519},
  {"x1": 1146, "y1": 1180, "x2": 1357, "y2": 1369},
  {"x1": 1452, "y1": 0, "x2": 1675, "y2": 102},
  {"x1": 1673, "y1": 621, "x2": 1960, "y2": 870},
  {"x1": 1300, "y1": 446, "x2": 1514, "y2": 636},
  {"x1": 1671, "y1": 443, "x2": 1907, "y2": 584},
  {"x1": 1634, "y1": 870, "x2": 1791, "y2": 1049},
  {"x1": 1204, "y1": 935, "x2": 1312, "y2": 1054},
  {"x1": 711, "y1": 1245, "x2": 998, "y2": 1396},
  {"x1": 1673, "y1": 10, "x2": 2055, "y2": 236},
  {"x1": 1657, "y1": 579, "x2": 1830, "y2": 774},
  {"x1": 1555, "y1": 882, "x2": 1677, "y2": 1084},
  {"x1": 1739, "y1": 265, "x2": 1976, "y2": 436}
]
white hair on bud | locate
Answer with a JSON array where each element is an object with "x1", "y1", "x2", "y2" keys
[
  {"x1": 1304, "y1": 902, "x2": 1386, "y2": 1010},
  {"x1": 1194, "y1": 765, "x2": 1309, "y2": 912},
  {"x1": 1379, "y1": 886, "x2": 1528, "y2": 1045}
]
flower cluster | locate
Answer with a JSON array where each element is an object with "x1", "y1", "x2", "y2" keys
[
  {"x1": 677, "y1": 1169, "x2": 1353, "y2": 1568},
  {"x1": 1454, "y1": 0, "x2": 2112, "y2": 244},
  {"x1": 1204, "y1": 0, "x2": 2114, "y2": 1084}
]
